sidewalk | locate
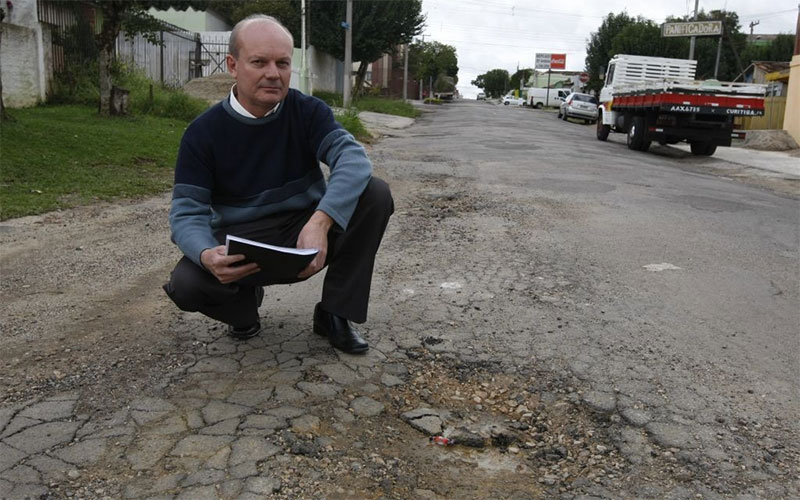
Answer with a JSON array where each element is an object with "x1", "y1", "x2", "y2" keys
[{"x1": 673, "y1": 143, "x2": 800, "y2": 178}]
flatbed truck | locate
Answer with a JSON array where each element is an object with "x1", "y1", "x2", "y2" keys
[{"x1": 596, "y1": 55, "x2": 767, "y2": 156}]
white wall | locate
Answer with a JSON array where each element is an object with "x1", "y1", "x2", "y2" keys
[
  {"x1": 0, "y1": 0, "x2": 51, "y2": 107},
  {"x1": 308, "y1": 46, "x2": 340, "y2": 94}
]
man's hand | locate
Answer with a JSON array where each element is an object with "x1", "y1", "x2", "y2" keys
[
  {"x1": 200, "y1": 245, "x2": 260, "y2": 284},
  {"x1": 297, "y1": 210, "x2": 333, "y2": 279}
]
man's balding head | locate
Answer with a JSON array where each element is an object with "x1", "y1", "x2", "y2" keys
[{"x1": 228, "y1": 15, "x2": 294, "y2": 58}]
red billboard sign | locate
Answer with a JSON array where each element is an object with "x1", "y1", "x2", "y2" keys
[{"x1": 550, "y1": 54, "x2": 566, "y2": 70}]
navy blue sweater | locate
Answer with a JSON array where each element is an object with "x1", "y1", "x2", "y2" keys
[{"x1": 169, "y1": 89, "x2": 372, "y2": 266}]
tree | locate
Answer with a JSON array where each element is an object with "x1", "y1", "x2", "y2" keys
[
  {"x1": 510, "y1": 68, "x2": 533, "y2": 91},
  {"x1": 210, "y1": 1, "x2": 299, "y2": 42},
  {"x1": 410, "y1": 41, "x2": 458, "y2": 93},
  {"x1": 610, "y1": 20, "x2": 686, "y2": 60},
  {"x1": 310, "y1": 0, "x2": 424, "y2": 95},
  {"x1": 584, "y1": 12, "x2": 636, "y2": 92},
  {"x1": 742, "y1": 34, "x2": 796, "y2": 65},
  {"x1": 90, "y1": 1, "x2": 206, "y2": 115},
  {"x1": 471, "y1": 69, "x2": 509, "y2": 98},
  {"x1": 667, "y1": 10, "x2": 748, "y2": 80}
]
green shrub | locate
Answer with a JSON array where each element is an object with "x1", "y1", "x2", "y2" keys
[
  {"x1": 116, "y1": 67, "x2": 208, "y2": 121},
  {"x1": 50, "y1": 62, "x2": 100, "y2": 106},
  {"x1": 50, "y1": 62, "x2": 207, "y2": 121},
  {"x1": 334, "y1": 108, "x2": 369, "y2": 141},
  {"x1": 352, "y1": 96, "x2": 420, "y2": 118},
  {"x1": 424, "y1": 98, "x2": 442, "y2": 105},
  {"x1": 313, "y1": 91, "x2": 342, "y2": 108}
]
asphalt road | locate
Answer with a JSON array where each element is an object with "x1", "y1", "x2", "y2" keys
[
  {"x1": 370, "y1": 99, "x2": 800, "y2": 495},
  {"x1": 1, "y1": 99, "x2": 797, "y2": 499}
]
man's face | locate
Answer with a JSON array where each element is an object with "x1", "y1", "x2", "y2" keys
[{"x1": 227, "y1": 21, "x2": 293, "y2": 115}]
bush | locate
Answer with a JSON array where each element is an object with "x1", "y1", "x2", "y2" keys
[
  {"x1": 312, "y1": 91, "x2": 419, "y2": 118},
  {"x1": 116, "y1": 68, "x2": 207, "y2": 121},
  {"x1": 424, "y1": 98, "x2": 443, "y2": 105},
  {"x1": 313, "y1": 91, "x2": 342, "y2": 108},
  {"x1": 51, "y1": 62, "x2": 207, "y2": 122},
  {"x1": 334, "y1": 108, "x2": 369, "y2": 141},
  {"x1": 352, "y1": 96, "x2": 420, "y2": 118}
]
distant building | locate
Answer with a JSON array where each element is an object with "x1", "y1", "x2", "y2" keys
[
  {"x1": 526, "y1": 70, "x2": 583, "y2": 90},
  {"x1": 367, "y1": 46, "x2": 420, "y2": 99},
  {"x1": 738, "y1": 61, "x2": 791, "y2": 96},
  {"x1": 147, "y1": 7, "x2": 230, "y2": 32}
]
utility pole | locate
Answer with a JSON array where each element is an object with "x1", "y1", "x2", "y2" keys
[
  {"x1": 301, "y1": 0, "x2": 308, "y2": 94},
  {"x1": 342, "y1": 0, "x2": 353, "y2": 108},
  {"x1": 689, "y1": 0, "x2": 700, "y2": 60},
  {"x1": 403, "y1": 43, "x2": 409, "y2": 101}
]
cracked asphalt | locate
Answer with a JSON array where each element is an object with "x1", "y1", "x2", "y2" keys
[{"x1": 0, "y1": 99, "x2": 798, "y2": 499}]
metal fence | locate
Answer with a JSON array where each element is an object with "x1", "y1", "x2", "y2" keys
[{"x1": 115, "y1": 28, "x2": 232, "y2": 88}]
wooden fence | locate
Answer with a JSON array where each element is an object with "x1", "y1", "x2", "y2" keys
[{"x1": 737, "y1": 97, "x2": 787, "y2": 130}]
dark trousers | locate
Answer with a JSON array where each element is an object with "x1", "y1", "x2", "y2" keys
[{"x1": 163, "y1": 177, "x2": 393, "y2": 328}]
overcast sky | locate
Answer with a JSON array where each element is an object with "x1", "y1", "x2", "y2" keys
[{"x1": 418, "y1": 0, "x2": 799, "y2": 98}]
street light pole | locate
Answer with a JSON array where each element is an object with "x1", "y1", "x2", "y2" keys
[
  {"x1": 403, "y1": 43, "x2": 409, "y2": 101},
  {"x1": 301, "y1": 0, "x2": 308, "y2": 94},
  {"x1": 689, "y1": 0, "x2": 699, "y2": 60},
  {"x1": 343, "y1": 0, "x2": 353, "y2": 108}
]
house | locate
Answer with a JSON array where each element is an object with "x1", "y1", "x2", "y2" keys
[
  {"x1": 526, "y1": 70, "x2": 585, "y2": 91},
  {"x1": 147, "y1": 6, "x2": 230, "y2": 32},
  {"x1": 737, "y1": 61, "x2": 791, "y2": 96}
]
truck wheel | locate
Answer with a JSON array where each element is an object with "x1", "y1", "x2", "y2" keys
[
  {"x1": 690, "y1": 141, "x2": 717, "y2": 156},
  {"x1": 626, "y1": 116, "x2": 650, "y2": 152},
  {"x1": 596, "y1": 119, "x2": 610, "y2": 141},
  {"x1": 534, "y1": 102, "x2": 543, "y2": 109}
]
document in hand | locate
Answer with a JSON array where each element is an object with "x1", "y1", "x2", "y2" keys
[{"x1": 225, "y1": 235, "x2": 318, "y2": 282}]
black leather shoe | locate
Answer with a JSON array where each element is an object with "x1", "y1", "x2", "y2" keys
[
  {"x1": 229, "y1": 321, "x2": 261, "y2": 340},
  {"x1": 313, "y1": 303, "x2": 369, "y2": 354}
]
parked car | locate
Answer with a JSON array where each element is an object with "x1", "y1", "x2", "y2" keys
[
  {"x1": 558, "y1": 92, "x2": 599, "y2": 123},
  {"x1": 477, "y1": 92, "x2": 486, "y2": 100},
  {"x1": 502, "y1": 94, "x2": 525, "y2": 106}
]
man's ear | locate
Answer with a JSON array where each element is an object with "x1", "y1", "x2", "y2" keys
[{"x1": 226, "y1": 54, "x2": 238, "y2": 78}]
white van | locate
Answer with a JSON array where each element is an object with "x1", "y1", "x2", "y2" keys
[{"x1": 527, "y1": 88, "x2": 571, "y2": 108}]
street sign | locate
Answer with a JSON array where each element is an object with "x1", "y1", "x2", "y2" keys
[
  {"x1": 535, "y1": 53, "x2": 567, "y2": 70},
  {"x1": 662, "y1": 21, "x2": 722, "y2": 37},
  {"x1": 579, "y1": 72, "x2": 590, "y2": 83}
]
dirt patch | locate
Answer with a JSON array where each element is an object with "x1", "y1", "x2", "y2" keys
[{"x1": 182, "y1": 72, "x2": 233, "y2": 105}]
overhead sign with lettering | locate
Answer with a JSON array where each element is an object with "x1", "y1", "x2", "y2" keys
[
  {"x1": 662, "y1": 21, "x2": 723, "y2": 37},
  {"x1": 535, "y1": 53, "x2": 567, "y2": 70}
]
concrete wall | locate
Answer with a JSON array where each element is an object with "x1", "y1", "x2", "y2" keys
[
  {"x1": 783, "y1": 54, "x2": 800, "y2": 144},
  {"x1": 290, "y1": 46, "x2": 340, "y2": 94},
  {"x1": 1, "y1": 0, "x2": 51, "y2": 107},
  {"x1": 309, "y1": 46, "x2": 340, "y2": 94}
]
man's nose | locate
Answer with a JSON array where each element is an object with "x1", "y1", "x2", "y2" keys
[{"x1": 263, "y1": 62, "x2": 280, "y2": 79}]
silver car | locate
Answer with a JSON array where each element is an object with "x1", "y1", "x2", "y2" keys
[{"x1": 558, "y1": 92, "x2": 599, "y2": 123}]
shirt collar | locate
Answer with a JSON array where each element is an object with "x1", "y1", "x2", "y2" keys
[{"x1": 229, "y1": 84, "x2": 280, "y2": 118}]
